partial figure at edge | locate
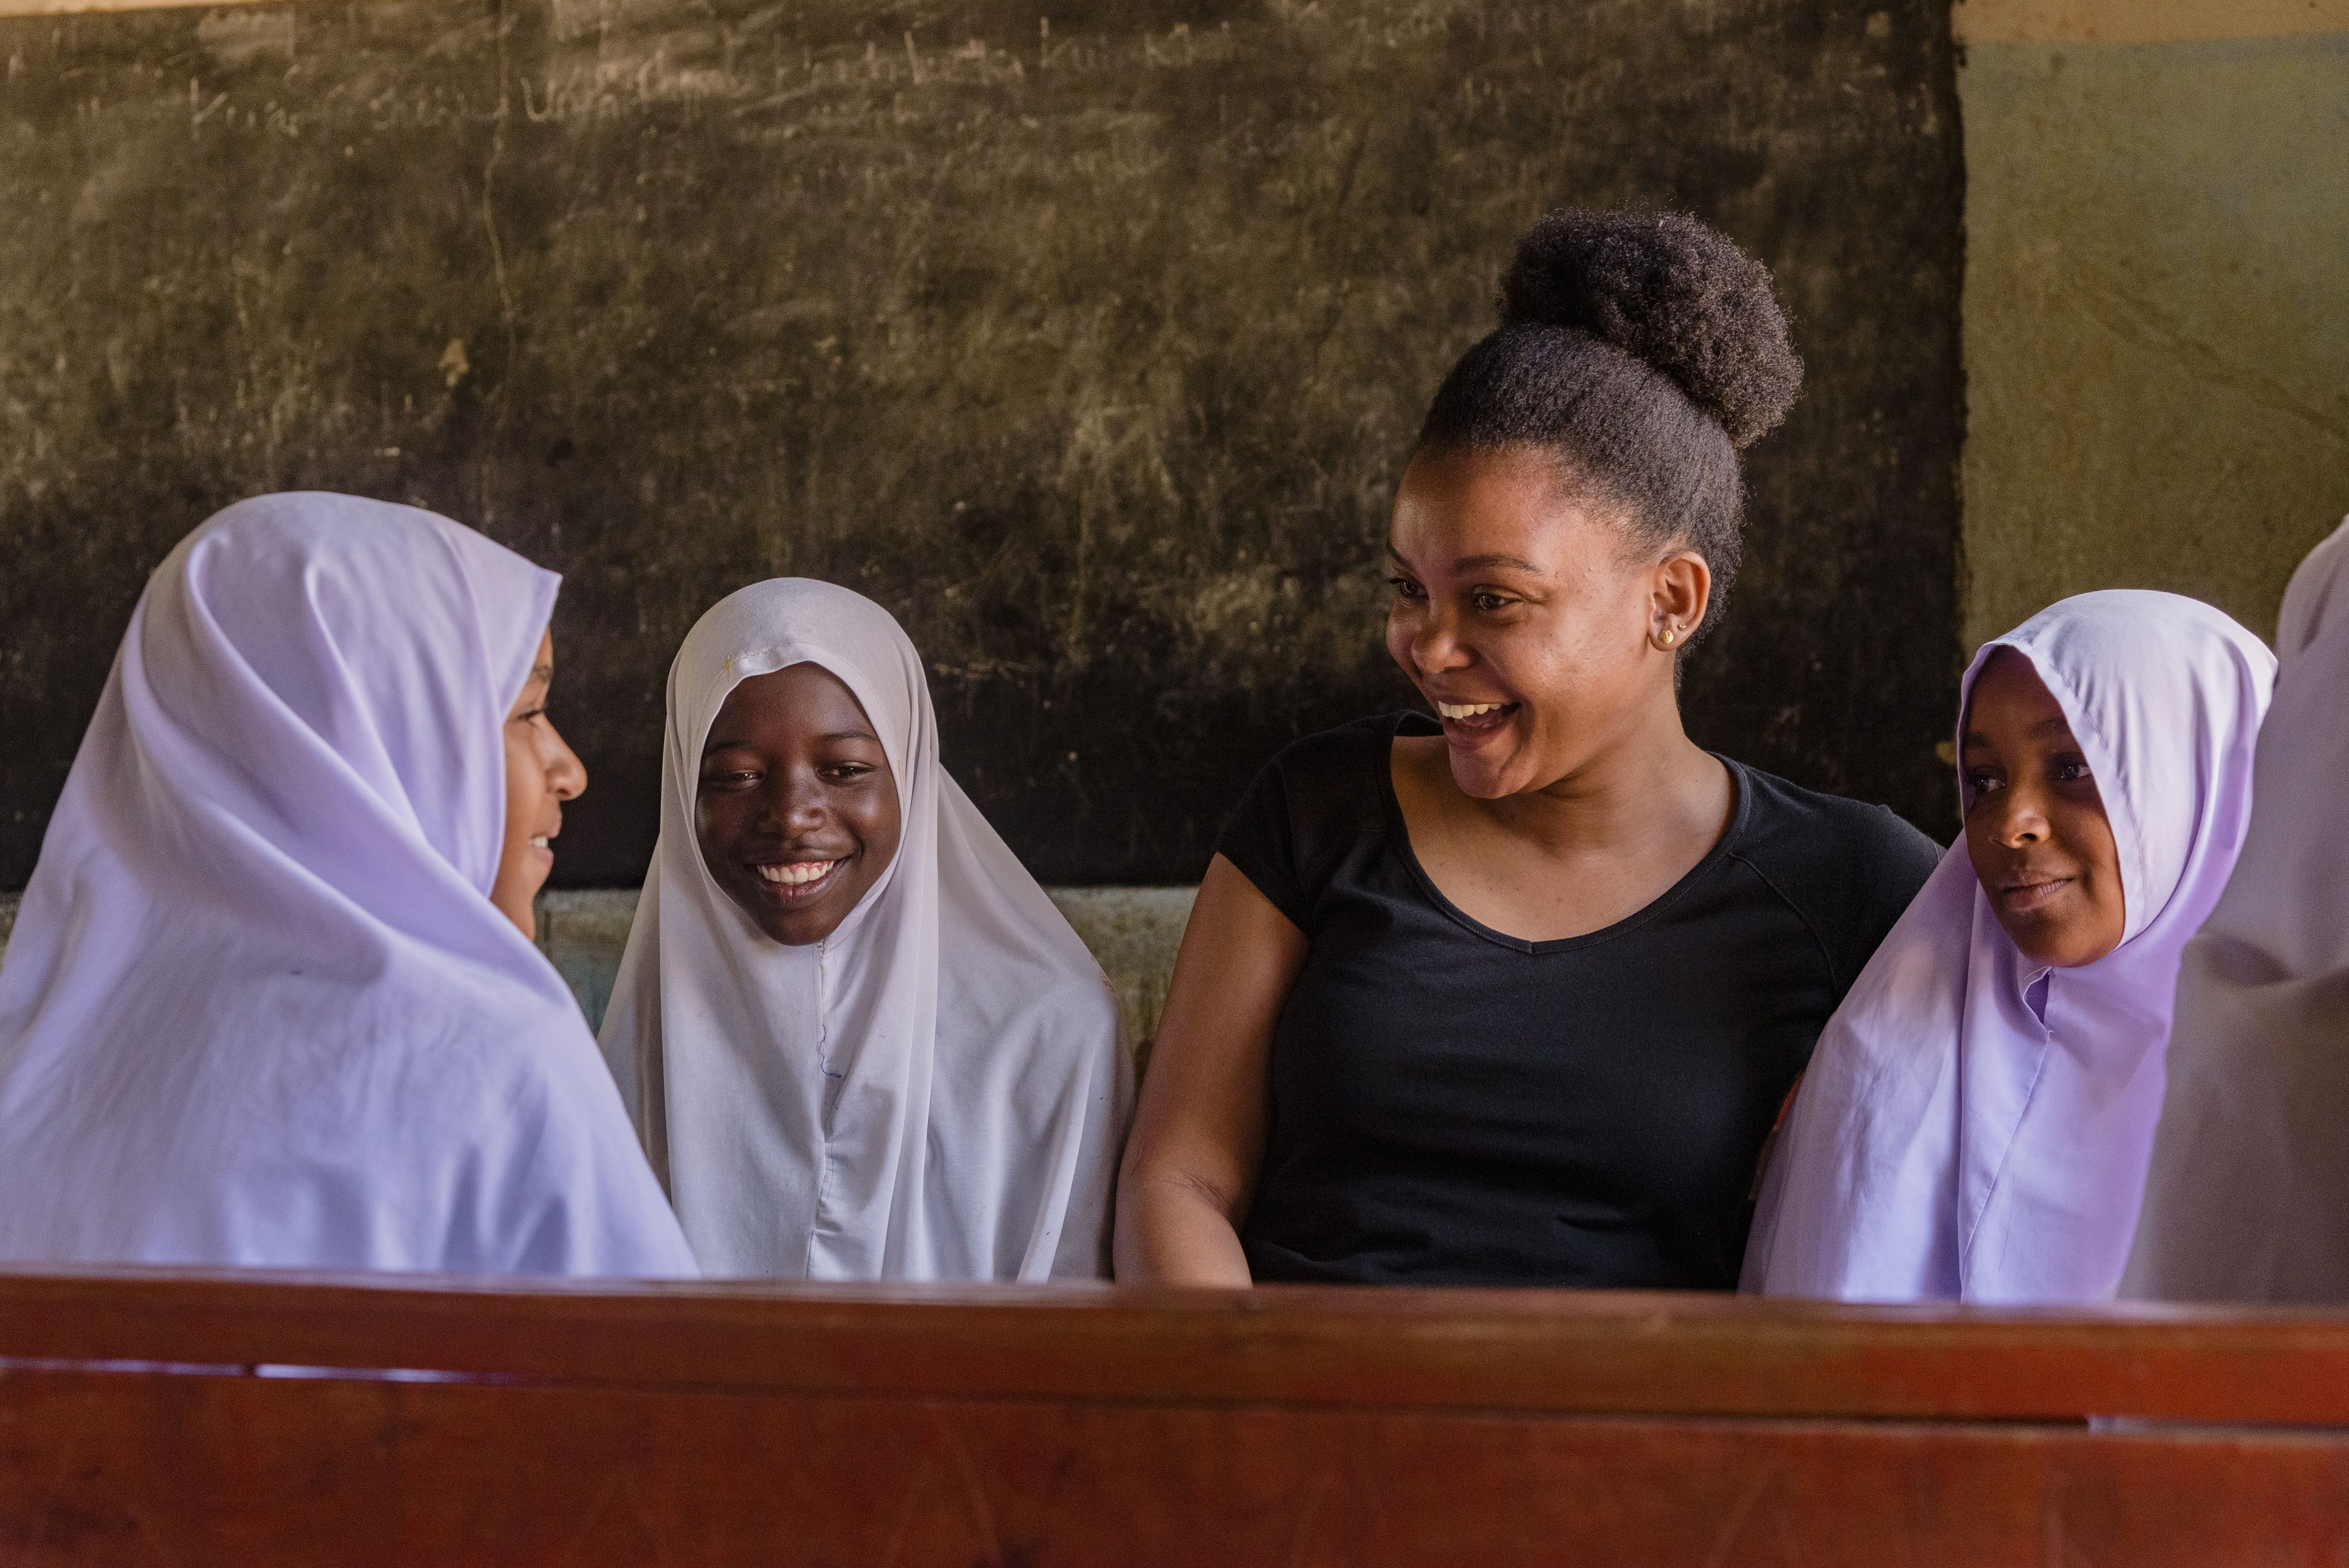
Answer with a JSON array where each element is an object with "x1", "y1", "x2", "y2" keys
[{"x1": 2124, "y1": 517, "x2": 2349, "y2": 1303}]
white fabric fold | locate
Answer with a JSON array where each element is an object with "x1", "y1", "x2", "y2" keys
[
  {"x1": 2123, "y1": 518, "x2": 2349, "y2": 1302},
  {"x1": 0, "y1": 493, "x2": 696, "y2": 1276},
  {"x1": 600, "y1": 579, "x2": 1129, "y2": 1281},
  {"x1": 1746, "y1": 590, "x2": 2273, "y2": 1303}
]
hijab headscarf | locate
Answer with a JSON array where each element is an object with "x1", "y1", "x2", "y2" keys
[
  {"x1": 599, "y1": 579, "x2": 1130, "y2": 1281},
  {"x1": 2123, "y1": 519, "x2": 2349, "y2": 1302},
  {"x1": 1745, "y1": 590, "x2": 2273, "y2": 1303},
  {"x1": 0, "y1": 493, "x2": 696, "y2": 1276}
]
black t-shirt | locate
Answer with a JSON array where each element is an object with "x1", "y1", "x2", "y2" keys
[{"x1": 1217, "y1": 712, "x2": 1941, "y2": 1289}]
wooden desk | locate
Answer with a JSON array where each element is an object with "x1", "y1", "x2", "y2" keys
[{"x1": 3, "y1": 1270, "x2": 2345, "y2": 1563}]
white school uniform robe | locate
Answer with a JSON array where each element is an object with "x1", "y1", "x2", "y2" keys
[
  {"x1": 2124, "y1": 518, "x2": 2349, "y2": 1303},
  {"x1": 601, "y1": 578, "x2": 1131, "y2": 1282}
]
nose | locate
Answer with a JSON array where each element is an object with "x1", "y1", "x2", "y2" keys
[
  {"x1": 543, "y1": 720, "x2": 587, "y2": 802},
  {"x1": 760, "y1": 769, "x2": 830, "y2": 837},
  {"x1": 1986, "y1": 781, "x2": 2049, "y2": 849},
  {"x1": 1407, "y1": 600, "x2": 1473, "y2": 676}
]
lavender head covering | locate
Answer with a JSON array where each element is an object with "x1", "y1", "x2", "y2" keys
[
  {"x1": 0, "y1": 493, "x2": 695, "y2": 1276},
  {"x1": 1746, "y1": 590, "x2": 2273, "y2": 1303}
]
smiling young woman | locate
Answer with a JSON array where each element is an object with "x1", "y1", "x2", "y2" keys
[
  {"x1": 598, "y1": 579, "x2": 1130, "y2": 1282},
  {"x1": 487, "y1": 629, "x2": 589, "y2": 938},
  {"x1": 1113, "y1": 211, "x2": 1944, "y2": 1290},
  {"x1": 691, "y1": 662, "x2": 903, "y2": 948},
  {"x1": 1958, "y1": 648, "x2": 2128, "y2": 968},
  {"x1": 1747, "y1": 591, "x2": 2274, "y2": 1304}
]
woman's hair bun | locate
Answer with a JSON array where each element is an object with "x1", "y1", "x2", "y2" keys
[{"x1": 1500, "y1": 209, "x2": 1801, "y2": 450}]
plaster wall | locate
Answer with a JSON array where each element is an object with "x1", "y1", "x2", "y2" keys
[{"x1": 1956, "y1": 0, "x2": 2349, "y2": 650}]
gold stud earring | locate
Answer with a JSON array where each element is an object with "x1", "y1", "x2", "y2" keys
[{"x1": 1658, "y1": 625, "x2": 1679, "y2": 649}]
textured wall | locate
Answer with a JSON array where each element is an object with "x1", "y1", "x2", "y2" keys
[
  {"x1": 1958, "y1": 1, "x2": 2349, "y2": 649},
  {"x1": 0, "y1": 0, "x2": 1965, "y2": 891}
]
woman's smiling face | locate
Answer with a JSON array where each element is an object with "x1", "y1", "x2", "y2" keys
[
  {"x1": 1961, "y1": 647, "x2": 2127, "y2": 968},
  {"x1": 695, "y1": 661, "x2": 903, "y2": 946},
  {"x1": 1385, "y1": 445, "x2": 1702, "y2": 799}
]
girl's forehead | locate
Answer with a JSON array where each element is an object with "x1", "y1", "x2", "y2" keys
[
  {"x1": 705, "y1": 662, "x2": 879, "y2": 748},
  {"x1": 1965, "y1": 649, "x2": 2069, "y2": 737}
]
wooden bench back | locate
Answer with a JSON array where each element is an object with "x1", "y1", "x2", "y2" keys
[{"x1": 4, "y1": 1270, "x2": 2347, "y2": 1563}]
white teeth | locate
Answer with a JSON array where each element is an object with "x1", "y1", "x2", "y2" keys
[
  {"x1": 1436, "y1": 701, "x2": 1508, "y2": 720},
  {"x1": 756, "y1": 861, "x2": 838, "y2": 886},
  {"x1": 529, "y1": 837, "x2": 550, "y2": 849}
]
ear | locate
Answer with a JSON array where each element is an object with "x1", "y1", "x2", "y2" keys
[{"x1": 1646, "y1": 550, "x2": 1712, "y2": 653}]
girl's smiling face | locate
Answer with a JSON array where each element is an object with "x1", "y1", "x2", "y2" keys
[
  {"x1": 695, "y1": 661, "x2": 902, "y2": 946},
  {"x1": 489, "y1": 630, "x2": 586, "y2": 938},
  {"x1": 1961, "y1": 647, "x2": 2127, "y2": 968}
]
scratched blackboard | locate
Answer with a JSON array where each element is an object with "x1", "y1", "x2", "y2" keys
[{"x1": 0, "y1": 0, "x2": 1962, "y2": 888}]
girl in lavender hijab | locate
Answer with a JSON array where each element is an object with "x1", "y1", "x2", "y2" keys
[
  {"x1": 0, "y1": 493, "x2": 695, "y2": 1276},
  {"x1": 1746, "y1": 590, "x2": 2273, "y2": 1304}
]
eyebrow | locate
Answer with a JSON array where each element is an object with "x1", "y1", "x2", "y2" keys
[
  {"x1": 1961, "y1": 716, "x2": 2078, "y2": 750},
  {"x1": 701, "y1": 728, "x2": 881, "y2": 754},
  {"x1": 1385, "y1": 545, "x2": 1545, "y2": 575}
]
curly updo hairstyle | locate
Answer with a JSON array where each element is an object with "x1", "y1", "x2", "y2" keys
[{"x1": 1418, "y1": 209, "x2": 1803, "y2": 647}]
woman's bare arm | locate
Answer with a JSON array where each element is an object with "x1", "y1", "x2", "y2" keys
[{"x1": 1113, "y1": 854, "x2": 1308, "y2": 1285}]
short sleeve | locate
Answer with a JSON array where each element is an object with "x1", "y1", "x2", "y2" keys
[
  {"x1": 1215, "y1": 752, "x2": 1314, "y2": 930},
  {"x1": 1213, "y1": 715, "x2": 1404, "y2": 935},
  {"x1": 1833, "y1": 807, "x2": 1946, "y2": 992},
  {"x1": 1726, "y1": 766, "x2": 1947, "y2": 1007}
]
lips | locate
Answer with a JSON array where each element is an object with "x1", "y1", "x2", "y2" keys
[
  {"x1": 747, "y1": 856, "x2": 848, "y2": 903},
  {"x1": 1997, "y1": 872, "x2": 2074, "y2": 913},
  {"x1": 1431, "y1": 698, "x2": 1520, "y2": 738}
]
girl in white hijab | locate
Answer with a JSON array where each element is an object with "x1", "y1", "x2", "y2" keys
[
  {"x1": 2124, "y1": 519, "x2": 2349, "y2": 1302},
  {"x1": 0, "y1": 493, "x2": 695, "y2": 1275},
  {"x1": 1745, "y1": 590, "x2": 2273, "y2": 1303},
  {"x1": 600, "y1": 579, "x2": 1130, "y2": 1281}
]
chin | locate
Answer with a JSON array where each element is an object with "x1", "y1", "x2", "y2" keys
[
  {"x1": 1448, "y1": 768, "x2": 1513, "y2": 801},
  {"x1": 749, "y1": 900, "x2": 844, "y2": 949},
  {"x1": 2002, "y1": 921, "x2": 2097, "y2": 970},
  {"x1": 1446, "y1": 751, "x2": 1537, "y2": 801},
  {"x1": 489, "y1": 867, "x2": 548, "y2": 920}
]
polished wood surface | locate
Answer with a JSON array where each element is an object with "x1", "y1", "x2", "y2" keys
[{"x1": 6, "y1": 1269, "x2": 2349, "y2": 1564}]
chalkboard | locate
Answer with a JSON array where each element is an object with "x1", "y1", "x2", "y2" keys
[{"x1": 0, "y1": 0, "x2": 1963, "y2": 888}]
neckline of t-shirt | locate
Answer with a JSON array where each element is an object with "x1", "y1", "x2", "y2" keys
[{"x1": 1372, "y1": 709, "x2": 1754, "y2": 957}]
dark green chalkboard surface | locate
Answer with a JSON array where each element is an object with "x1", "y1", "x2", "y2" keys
[{"x1": 0, "y1": 0, "x2": 1961, "y2": 887}]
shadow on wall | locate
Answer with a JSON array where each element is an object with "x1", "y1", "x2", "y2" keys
[{"x1": 0, "y1": 887, "x2": 1196, "y2": 1075}]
